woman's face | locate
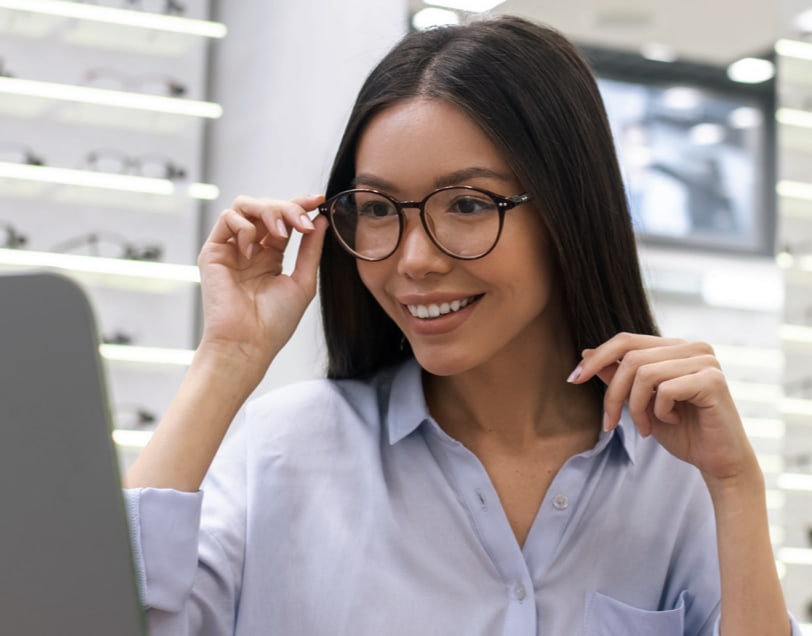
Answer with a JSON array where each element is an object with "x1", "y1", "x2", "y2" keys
[{"x1": 355, "y1": 98, "x2": 561, "y2": 377}]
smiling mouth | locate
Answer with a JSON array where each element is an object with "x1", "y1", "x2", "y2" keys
[{"x1": 405, "y1": 295, "x2": 482, "y2": 319}]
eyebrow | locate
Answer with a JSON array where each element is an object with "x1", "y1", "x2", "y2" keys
[{"x1": 351, "y1": 167, "x2": 513, "y2": 192}]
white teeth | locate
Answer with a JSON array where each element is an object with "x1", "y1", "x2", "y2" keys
[{"x1": 406, "y1": 296, "x2": 475, "y2": 319}]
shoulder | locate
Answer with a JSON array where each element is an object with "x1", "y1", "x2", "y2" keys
[{"x1": 239, "y1": 363, "x2": 406, "y2": 447}]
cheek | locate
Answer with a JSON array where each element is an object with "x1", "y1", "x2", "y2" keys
[{"x1": 356, "y1": 262, "x2": 392, "y2": 311}]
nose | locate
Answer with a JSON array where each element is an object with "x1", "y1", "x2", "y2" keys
[{"x1": 395, "y1": 210, "x2": 451, "y2": 279}]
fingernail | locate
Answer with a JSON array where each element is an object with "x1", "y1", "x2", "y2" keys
[
  {"x1": 300, "y1": 214, "x2": 315, "y2": 230},
  {"x1": 602, "y1": 412, "x2": 613, "y2": 432},
  {"x1": 245, "y1": 243, "x2": 254, "y2": 260},
  {"x1": 566, "y1": 365, "x2": 582, "y2": 383},
  {"x1": 276, "y1": 219, "x2": 288, "y2": 238}
]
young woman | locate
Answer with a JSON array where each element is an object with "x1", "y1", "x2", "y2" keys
[{"x1": 124, "y1": 16, "x2": 798, "y2": 636}]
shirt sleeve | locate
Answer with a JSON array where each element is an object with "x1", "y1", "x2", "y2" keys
[
  {"x1": 124, "y1": 411, "x2": 248, "y2": 636},
  {"x1": 710, "y1": 612, "x2": 803, "y2": 636}
]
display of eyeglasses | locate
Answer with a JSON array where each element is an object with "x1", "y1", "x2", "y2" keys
[
  {"x1": 0, "y1": 0, "x2": 223, "y2": 447},
  {"x1": 774, "y1": 38, "x2": 812, "y2": 619}
]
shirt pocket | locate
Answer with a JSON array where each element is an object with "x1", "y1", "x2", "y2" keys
[{"x1": 583, "y1": 589, "x2": 688, "y2": 636}]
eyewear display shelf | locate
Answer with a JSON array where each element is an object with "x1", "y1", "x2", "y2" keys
[
  {"x1": 0, "y1": 0, "x2": 225, "y2": 462},
  {"x1": 775, "y1": 39, "x2": 812, "y2": 624}
]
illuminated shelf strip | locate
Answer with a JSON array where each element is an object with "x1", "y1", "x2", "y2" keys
[
  {"x1": 777, "y1": 180, "x2": 812, "y2": 201},
  {"x1": 0, "y1": 77, "x2": 222, "y2": 118},
  {"x1": 778, "y1": 547, "x2": 812, "y2": 565},
  {"x1": 776, "y1": 251, "x2": 812, "y2": 272},
  {"x1": 712, "y1": 344, "x2": 783, "y2": 369},
  {"x1": 100, "y1": 343, "x2": 195, "y2": 365},
  {"x1": 0, "y1": 248, "x2": 200, "y2": 282},
  {"x1": 112, "y1": 428, "x2": 153, "y2": 449},
  {"x1": 777, "y1": 472, "x2": 812, "y2": 491},
  {"x1": 0, "y1": 0, "x2": 227, "y2": 38},
  {"x1": 743, "y1": 418, "x2": 785, "y2": 440},
  {"x1": 0, "y1": 161, "x2": 219, "y2": 200},
  {"x1": 780, "y1": 323, "x2": 812, "y2": 344},
  {"x1": 776, "y1": 108, "x2": 812, "y2": 129},
  {"x1": 776, "y1": 38, "x2": 812, "y2": 61},
  {"x1": 782, "y1": 398, "x2": 812, "y2": 417}
]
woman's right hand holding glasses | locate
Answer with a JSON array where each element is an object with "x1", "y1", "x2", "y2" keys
[{"x1": 197, "y1": 194, "x2": 328, "y2": 382}]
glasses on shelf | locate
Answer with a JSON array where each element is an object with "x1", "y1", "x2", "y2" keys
[
  {"x1": 52, "y1": 232, "x2": 164, "y2": 261},
  {"x1": 0, "y1": 142, "x2": 45, "y2": 166},
  {"x1": 114, "y1": 403, "x2": 157, "y2": 429},
  {"x1": 0, "y1": 58, "x2": 13, "y2": 78},
  {"x1": 76, "y1": 0, "x2": 186, "y2": 16},
  {"x1": 1, "y1": 221, "x2": 27, "y2": 248},
  {"x1": 84, "y1": 149, "x2": 187, "y2": 181},
  {"x1": 82, "y1": 68, "x2": 187, "y2": 98},
  {"x1": 319, "y1": 185, "x2": 532, "y2": 261}
]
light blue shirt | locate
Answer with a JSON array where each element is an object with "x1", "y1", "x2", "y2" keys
[{"x1": 126, "y1": 358, "x2": 800, "y2": 635}]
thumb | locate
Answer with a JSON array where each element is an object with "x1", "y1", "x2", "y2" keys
[{"x1": 291, "y1": 214, "x2": 329, "y2": 296}]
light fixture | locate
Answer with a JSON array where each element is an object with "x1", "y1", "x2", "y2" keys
[
  {"x1": 639, "y1": 42, "x2": 677, "y2": 63},
  {"x1": 412, "y1": 7, "x2": 460, "y2": 30},
  {"x1": 775, "y1": 38, "x2": 812, "y2": 61},
  {"x1": 100, "y1": 343, "x2": 195, "y2": 365},
  {"x1": 423, "y1": 0, "x2": 505, "y2": 12},
  {"x1": 0, "y1": 0, "x2": 227, "y2": 38},
  {"x1": 0, "y1": 77, "x2": 222, "y2": 119},
  {"x1": 0, "y1": 161, "x2": 219, "y2": 200},
  {"x1": 726, "y1": 57, "x2": 775, "y2": 84},
  {"x1": 712, "y1": 345, "x2": 783, "y2": 370},
  {"x1": 0, "y1": 248, "x2": 200, "y2": 282},
  {"x1": 662, "y1": 87, "x2": 701, "y2": 110},
  {"x1": 776, "y1": 108, "x2": 812, "y2": 130},
  {"x1": 689, "y1": 123, "x2": 726, "y2": 145},
  {"x1": 112, "y1": 428, "x2": 153, "y2": 448},
  {"x1": 728, "y1": 106, "x2": 763, "y2": 129},
  {"x1": 795, "y1": 9, "x2": 812, "y2": 35}
]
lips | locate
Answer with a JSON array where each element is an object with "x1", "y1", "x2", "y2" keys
[{"x1": 405, "y1": 295, "x2": 481, "y2": 320}]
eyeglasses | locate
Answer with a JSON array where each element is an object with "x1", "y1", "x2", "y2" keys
[
  {"x1": 83, "y1": 69, "x2": 187, "y2": 98},
  {"x1": 319, "y1": 185, "x2": 532, "y2": 261},
  {"x1": 85, "y1": 149, "x2": 186, "y2": 181},
  {"x1": 77, "y1": 0, "x2": 186, "y2": 16},
  {"x1": 52, "y1": 231, "x2": 163, "y2": 261}
]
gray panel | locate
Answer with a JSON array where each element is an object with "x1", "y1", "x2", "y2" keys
[{"x1": 0, "y1": 272, "x2": 146, "y2": 636}]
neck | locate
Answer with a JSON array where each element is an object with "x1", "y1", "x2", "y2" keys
[{"x1": 423, "y1": 333, "x2": 601, "y2": 452}]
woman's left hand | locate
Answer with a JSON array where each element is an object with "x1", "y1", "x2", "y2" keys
[{"x1": 567, "y1": 332, "x2": 758, "y2": 487}]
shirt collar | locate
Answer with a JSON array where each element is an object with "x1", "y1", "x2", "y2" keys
[
  {"x1": 386, "y1": 358, "x2": 431, "y2": 446},
  {"x1": 384, "y1": 357, "x2": 638, "y2": 464}
]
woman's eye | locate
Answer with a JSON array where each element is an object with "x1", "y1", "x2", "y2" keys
[
  {"x1": 359, "y1": 201, "x2": 395, "y2": 217},
  {"x1": 451, "y1": 197, "x2": 494, "y2": 214}
]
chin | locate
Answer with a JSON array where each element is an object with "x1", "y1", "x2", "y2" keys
[{"x1": 410, "y1": 346, "x2": 479, "y2": 378}]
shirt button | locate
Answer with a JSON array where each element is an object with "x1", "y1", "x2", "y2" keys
[
  {"x1": 552, "y1": 494, "x2": 569, "y2": 510},
  {"x1": 514, "y1": 584, "x2": 527, "y2": 601}
]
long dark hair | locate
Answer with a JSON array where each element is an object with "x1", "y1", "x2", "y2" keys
[{"x1": 319, "y1": 16, "x2": 658, "y2": 382}]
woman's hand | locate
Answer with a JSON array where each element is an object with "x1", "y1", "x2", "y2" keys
[
  {"x1": 197, "y1": 194, "x2": 329, "y2": 374},
  {"x1": 567, "y1": 333, "x2": 758, "y2": 488}
]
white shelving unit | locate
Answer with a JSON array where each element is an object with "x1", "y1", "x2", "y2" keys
[
  {"x1": 0, "y1": 0, "x2": 224, "y2": 457},
  {"x1": 775, "y1": 36, "x2": 812, "y2": 624}
]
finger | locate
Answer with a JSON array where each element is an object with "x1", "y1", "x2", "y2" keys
[
  {"x1": 234, "y1": 195, "x2": 324, "y2": 240},
  {"x1": 598, "y1": 341, "x2": 716, "y2": 432},
  {"x1": 290, "y1": 214, "x2": 329, "y2": 297},
  {"x1": 208, "y1": 208, "x2": 260, "y2": 259},
  {"x1": 624, "y1": 355, "x2": 721, "y2": 436},
  {"x1": 652, "y1": 366, "x2": 731, "y2": 424},
  {"x1": 569, "y1": 333, "x2": 687, "y2": 385}
]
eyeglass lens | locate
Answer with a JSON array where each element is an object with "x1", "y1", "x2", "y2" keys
[{"x1": 328, "y1": 187, "x2": 502, "y2": 260}]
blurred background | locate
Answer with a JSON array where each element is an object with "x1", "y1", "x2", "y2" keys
[{"x1": 0, "y1": 0, "x2": 810, "y2": 626}]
